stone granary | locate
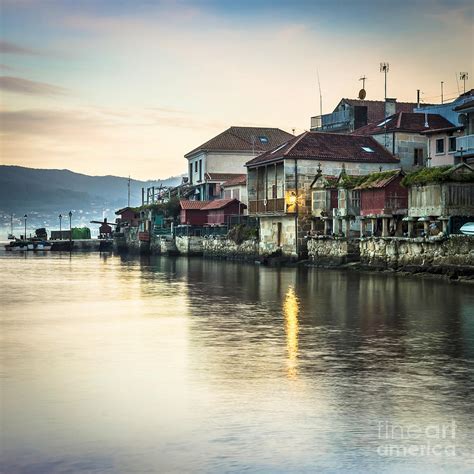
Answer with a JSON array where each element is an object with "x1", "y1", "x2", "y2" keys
[{"x1": 406, "y1": 163, "x2": 474, "y2": 235}]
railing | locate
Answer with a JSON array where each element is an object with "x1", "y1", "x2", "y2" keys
[
  {"x1": 456, "y1": 135, "x2": 474, "y2": 155},
  {"x1": 248, "y1": 198, "x2": 285, "y2": 214},
  {"x1": 310, "y1": 110, "x2": 351, "y2": 131}
]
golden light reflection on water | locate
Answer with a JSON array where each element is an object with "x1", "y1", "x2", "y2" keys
[{"x1": 283, "y1": 286, "x2": 299, "y2": 379}]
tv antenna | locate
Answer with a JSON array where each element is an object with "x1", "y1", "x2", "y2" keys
[
  {"x1": 127, "y1": 175, "x2": 131, "y2": 207},
  {"x1": 358, "y1": 75, "x2": 367, "y2": 99},
  {"x1": 380, "y1": 62, "x2": 389, "y2": 107},
  {"x1": 317, "y1": 69, "x2": 323, "y2": 116},
  {"x1": 460, "y1": 72, "x2": 469, "y2": 94}
]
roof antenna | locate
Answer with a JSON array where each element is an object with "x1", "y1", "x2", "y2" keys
[
  {"x1": 358, "y1": 75, "x2": 367, "y2": 99},
  {"x1": 455, "y1": 72, "x2": 460, "y2": 94},
  {"x1": 317, "y1": 69, "x2": 323, "y2": 116},
  {"x1": 460, "y1": 72, "x2": 469, "y2": 94}
]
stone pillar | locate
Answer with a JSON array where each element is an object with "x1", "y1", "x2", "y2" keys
[
  {"x1": 406, "y1": 217, "x2": 415, "y2": 237},
  {"x1": 344, "y1": 217, "x2": 351, "y2": 239},
  {"x1": 360, "y1": 218, "x2": 367, "y2": 237},
  {"x1": 440, "y1": 217, "x2": 449, "y2": 234},
  {"x1": 323, "y1": 218, "x2": 330, "y2": 236},
  {"x1": 382, "y1": 216, "x2": 389, "y2": 237},
  {"x1": 371, "y1": 218, "x2": 377, "y2": 237}
]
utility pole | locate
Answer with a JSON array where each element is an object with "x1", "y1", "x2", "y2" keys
[
  {"x1": 417, "y1": 89, "x2": 420, "y2": 108},
  {"x1": 127, "y1": 175, "x2": 131, "y2": 207},
  {"x1": 441, "y1": 81, "x2": 444, "y2": 104},
  {"x1": 380, "y1": 62, "x2": 390, "y2": 147}
]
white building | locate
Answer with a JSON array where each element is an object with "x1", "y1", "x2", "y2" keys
[{"x1": 184, "y1": 126, "x2": 293, "y2": 200}]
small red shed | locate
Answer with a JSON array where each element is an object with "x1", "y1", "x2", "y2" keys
[
  {"x1": 202, "y1": 199, "x2": 246, "y2": 225},
  {"x1": 357, "y1": 170, "x2": 408, "y2": 216},
  {"x1": 179, "y1": 200, "x2": 210, "y2": 225},
  {"x1": 115, "y1": 207, "x2": 140, "y2": 227}
]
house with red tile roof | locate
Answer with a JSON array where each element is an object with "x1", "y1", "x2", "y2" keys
[
  {"x1": 245, "y1": 131, "x2": 400, "y2": 257},
  {"x1": 179, "y1": 198, "x2": 246, "y2": 226},
  {"x1": 352, "y1": 112, "x2": 458, "y2": 169},
  {"x1": 184, "y1": 126, "x2": 293, "y2": 201},
  {"x1": 310, "y1": 97, "x2": 433, "y2": 134}
]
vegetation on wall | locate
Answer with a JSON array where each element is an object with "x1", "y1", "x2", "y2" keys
[
  {"x1": 135, "y1": 197, "x2": 181, "y2": 219},
  {"x1": 227, "y1": 224, "x2": 258, "y2": 244},
  {"x1": 401, "y1": 166, "x2": 474, "y2": 187}
]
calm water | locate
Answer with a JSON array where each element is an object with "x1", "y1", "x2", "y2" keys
[{"x1": 1, "y1": 252, "x2": 473, "y2": 473}]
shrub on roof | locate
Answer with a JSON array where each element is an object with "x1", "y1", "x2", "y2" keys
[{"x1": 401, "y1": 166, "x2": 474, "y2": 187}]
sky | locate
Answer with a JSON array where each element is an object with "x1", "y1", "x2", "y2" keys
[{"x1": 0, "y1": 0, "x2": 473, "y2": 180}]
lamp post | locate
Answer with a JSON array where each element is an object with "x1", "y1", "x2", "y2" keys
[
  {"x1": 68, "y1": 211, "x2": 72, "y2": 244},
  {"x1": 59, "y1": 214, "x2": 62, "y2": 239},
  {"x1": 24, "y1": 214, "x2": 27, "y2": 240}
]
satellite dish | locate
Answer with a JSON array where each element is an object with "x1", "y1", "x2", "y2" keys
[
  {"x1": 458, "y1": 113, "x2": 468, "y2": 126},
  {"x1": 358, "y1": 88, "x2": 366, "y2": 100}
]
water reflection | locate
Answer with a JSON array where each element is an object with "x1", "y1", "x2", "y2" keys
[
  {"x1": 1, "y1": 252, "x2": 473, "y2": 473},
  {"x1": 284, "y1": 286, "x2": 299, "y2": 379}
]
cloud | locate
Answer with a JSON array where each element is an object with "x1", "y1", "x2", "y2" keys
[
  {"x1": 0, "y1": 40, "x2": 41, "y2": 56},
  {"x1": 0, "y1": 76, "x2": 69, "y2": 96}
]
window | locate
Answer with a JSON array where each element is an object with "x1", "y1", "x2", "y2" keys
[
  {"x1": 312, "y1": 190, "x2": 327, "y2": 211},
  {"x1": 198, "y1": 160, "x2": 202, "y2": 182},
  {"x1": 361, "y1": 146, "x2": 374, "y2": 152},
  {"x1": 414, "y1": 148, "x2": 423, "y2": 166},
  {"x1": 351, "y1": 190, "x2": 361, "y2": 209},
  {"x1": 258, "y1": 136, "x2": 269, "y2": 144},
  {"x1": 194, "y1": 161, "x2": 198, "y2": 172},
  {"x1": 436, "y1": 138, "x2": 445, "y2": 154},
  {"x1": 449, "y1": 137, "x2": 456, "y2": 152}
]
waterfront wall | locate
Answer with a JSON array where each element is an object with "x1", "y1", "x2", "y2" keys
[
  {"x1": 307, "y1": 234, "x2": 474, "y2": 275},
  {"x1": 307, "y1": 237, "x2": 360, "y2": 266},
  {"x1": 203, "y1": 238, "x2": 258, "y2": 260},
  {"x1": 359, "y1": 235, "x2": 474, "y2": 269},
  {"x1": 175, "y1": 236, "x2": 204, "y2": 255}
]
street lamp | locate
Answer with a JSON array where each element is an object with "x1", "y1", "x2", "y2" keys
[
  {"x1": 59, "y1": 214, "x2": 62, "y2": 239},
  {"x1": 68, "y1": 211, "x2": 72, "y2": 243},
  {"x1": 24, "y1": 214, "x2": 27, "y2": 240}
]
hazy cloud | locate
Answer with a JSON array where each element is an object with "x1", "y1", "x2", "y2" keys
[
  {"x1": 0, "y1": 76, "x2": 69, "y2": 96},
  {"x1": 0, "y1": 40, "x2": 41, "y2": 56}
]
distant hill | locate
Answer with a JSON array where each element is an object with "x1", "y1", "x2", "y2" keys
[{"x1": 0, "y1": 165, "x2": 183, "y2": 214}]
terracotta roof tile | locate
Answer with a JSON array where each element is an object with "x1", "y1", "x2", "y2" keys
[
  {"x1": 205, "y1": 172, "x2": 244, "y2": 182},
  {"x1": 185, "y1": 126, "x2": 294, "y2": 157},
  {"x1": 179, "y1": 200, "x2": 210, "y2": 210},
  {"x1": 246, "y1": 131, "x2": 399, "y2": 167},
  {"x1": 201, "y1": 198, "x2": 241, "y2": 210},
  {"x1": 222, "y1": 174, "x2": 247, "y2": 187},
  {"x1": 352, "y1": 112, "x2": 455, "y2": 136},
  {"x1": 340, "y1": 99, "x2": 433, "y2": 125}
]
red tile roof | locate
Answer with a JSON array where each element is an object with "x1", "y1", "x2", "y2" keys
[
  {"x1": 352, "y1": 112, "x2": 455, "y2": 136},
  {"x1": 204, "y1": 172, "x2": 244, "y2": 182},
  {"x1": 179, "y1": 200, "x2": 210, "y2": 210},
  {"x1": 222, "y1": 174, "x2": 247, "y2": 187},
  {"x1": 201, "y1": 198, "x2": 241, "y2": 210},
  {"x1": 185, "y1": 126, "x2": 294, "y2": 157},
  {"x1": 246, "y1": 131, "x2": 399, "y2": 167},
  {"x1": 354, "y1": 169, "x2": 404, "y2": 190},
  {"x1": 339, "y1": 98, "x2": 433, "y2": 125}
]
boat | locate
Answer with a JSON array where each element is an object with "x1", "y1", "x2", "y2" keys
[
  {"x1": 4, "y1": 240, "x2": 52, "y2": 251},
  {"x1": 460, "y1": 222, "x2": 474, "y2": 236}
]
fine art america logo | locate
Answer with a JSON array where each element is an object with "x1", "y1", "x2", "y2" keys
[{"x1": 377, "y1": 420, "x2": 456, "y2": 457}]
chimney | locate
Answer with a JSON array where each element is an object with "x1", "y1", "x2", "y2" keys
[{"x1": 385, "y1": 98, "x2": 397, "y2": 117}]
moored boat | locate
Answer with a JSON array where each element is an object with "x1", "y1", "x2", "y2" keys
[{"x1": 460, "y1": 222, "x2": 474, "y2": 236}]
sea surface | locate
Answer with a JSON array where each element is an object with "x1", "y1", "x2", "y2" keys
[{"x1": 1, "y1": 251, "x2": 473, "y2": 473}]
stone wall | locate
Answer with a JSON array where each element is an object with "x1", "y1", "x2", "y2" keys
[
  {"x1": 175, "y1": 236, "x2": 204, "y2": 255},
  {"x1": 359, "y1": 235, "x2": 474, "y2": 270},
  {"x1": 203, "y1": 238, "x2": 258, "y2": 260},
  {"x1": 307, "y1": 237, "x2": 360, "y2": 266}
]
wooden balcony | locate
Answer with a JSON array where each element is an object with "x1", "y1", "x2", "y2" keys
[{"x1": 248, "y1": 198, "x2": 285, "y2": 214}]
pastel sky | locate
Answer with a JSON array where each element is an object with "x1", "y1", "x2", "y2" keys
[{"x1": 1, "y1": 0, "x2": 472, "y2": 180}]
